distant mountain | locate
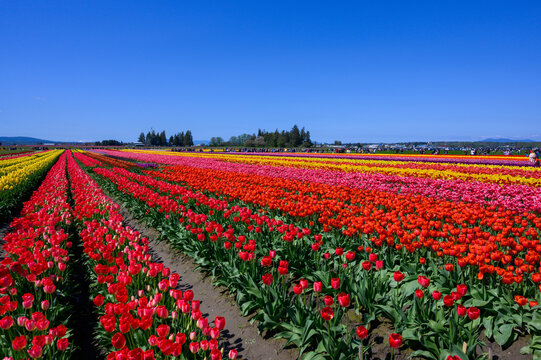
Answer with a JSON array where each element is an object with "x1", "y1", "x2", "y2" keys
[
  {"x1": 0, "y1": 136, "x2": 62, "y2": 145},
  {"x1": 193, "y1": 139, "x2": 210, "y2": 145},
  {"x1": 480, "y1": 138, "x2": 535, "y2": 143}
]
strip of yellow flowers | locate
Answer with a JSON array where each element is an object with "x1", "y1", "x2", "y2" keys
[
  {"x1": 0, "y1": 150, "x2": 63, "y2": 191},
  {"x1": 0, "y1": 151, "x2": 52, "y2": 169}
]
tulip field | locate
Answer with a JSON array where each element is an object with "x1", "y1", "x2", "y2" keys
[{"x1": 1, "y1": 149, "x2": 541, "y2": 360}]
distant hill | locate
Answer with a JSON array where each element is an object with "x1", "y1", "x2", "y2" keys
[
  {"x1": 480, "y1": 138, "x2": 534, "y2": 143},
  {"x1": 193, "y1": 139, "x2": 210, "y2": 145},
  {"x1": 0, "y1": 136, "x2": 62, "y2": 145}
]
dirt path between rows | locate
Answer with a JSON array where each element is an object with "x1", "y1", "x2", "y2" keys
[
  {"x1": 117, "y1": 205, "x2": 298, "y2": 360},
  {"x1": 0, "y1": 220, "x2": 12, "y2": 261}
]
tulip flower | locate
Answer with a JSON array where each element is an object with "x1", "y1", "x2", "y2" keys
[
  {"x1": 356, "y1": 326, "x2": 368, "y2": 339},
  {"x1": 389, "y1": 333, "x2": 402, "y2": 348},
  {"x1": 111, "y1": 333, "x2": 126, "y2": 350},
  {"x1": 467, "y1": 307, "x2": 480, "y2": 320},
  {"x1": 330, "y1": 278, "x2": 340, "y2": 289},
  {"x1": 189, "y1": 342, "x2": 200, "y2": 353},
  {"x1": 417, "y1": 276, "x2": 430, "y2": 288},
  {"x1": 338, "y1": 293, "x2": 351, "y2": 307},
  {"x1": 393, "y1": 271, "x2": 405, "y2": 282},
  {"x1": 56, "y1": 338, "x2": 69, "y2": 351},
  {"x1": 262, "y1": 273, "x2": 273, "y2": 286},
  {"x1": 443, "y1": 295, "x2": 455, "y2": 307},
  {"x1": 324, "y1": 295, "x2": 334, "y2": 306},
  {"x1": 320, "y1": 307, "x2": 334, "y2": 321}
]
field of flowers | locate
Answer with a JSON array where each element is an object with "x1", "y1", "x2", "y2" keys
[
  {"x1": 0, "y1": 150, "x2": 62, "y2": 222},
  {"x1": 1, "y1": 147, "x2": 540, "y2": 359},
  {"x1": 1, "y1": 151, "x2": 227, "y2": 360},
  {"x1": 81, "y1": 148, "x2": 540, "y2": 360}
]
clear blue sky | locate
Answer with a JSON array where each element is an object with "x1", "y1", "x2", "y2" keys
[{"x1": 0, "y1": 1, "x2": 539, "y2": 143}]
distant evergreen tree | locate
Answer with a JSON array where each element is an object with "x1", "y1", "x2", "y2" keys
[
  {"x1": 184, "y1": 130, "x2": 193, "y2": 146},
  {"x1": 159, "y1": 131, "x2": 166, "y2": 146},
  {"x1": 290, "y1": 125, "x2": 301, "y2": 147},
  {"x1": 138, "y1": 129, "x2": 193, "y2": 147}
]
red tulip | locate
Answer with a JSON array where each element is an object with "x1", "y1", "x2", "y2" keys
[
  {"x1": 467, "y1": 307, "x2": 480, "y2": 320},
  {"x1": 0, "y1": 316, "x2": 14, "y2": 329},
  {"x1": 210, "y1": 327, "x2": 220, "y2": 339},
  {"x1": 111, "y1": 332, "x2": 126, "y2": 349},
  {"x1": 330, "y1": 278, "x2": 340, "y2": 289},
  {"x1": 417, "y1": 276, "x2": 430, "y2": 288},
  {"x1": 210, "y1": 348, "x2": 222, "y2": 360},
  {"x1": 262, "y1": 273, "x2": 273, "y2": 286},
  {"x1": 415, "y1": 289, "x2": 424, "y2": 299},
  {"x1": 313, "y1": 281, "x2": 323, "y2": 293},
  {"x1": 389, "y1": 333, "x2": 402, "y2": 348},
  {"x1": 356, "y1": 326, "x2": 368, "y2": 339},
  {"x1": 12, "y1": 335, "x2": 27, "y2": 351},
  {"x1": 229, "y1": 349, "x2": 238, "y2": 359},
  {"x1": 456, "y1": 284, "x2": 468, "y2": 296},
  {"x1": 457, "y1": 304, "x2": 467, "y2": 317},
  {"x1": 215, "y1": 316, "x2": 225, "y2": 330},
  {"x1": 157, "y1": 324, "x2": 170, "y2": 337},
  {"x1": 393, "y1": 271, "x2": 405, "y2": 282},
  {"x1": 27, "y1": 345, "x2": 43, "y2": 359},
  {"x1": 189, "y1": 342, "x2": 199, "y2": 353},
  {"x1": 324, "y1": 295, "x2": 334, "y2": 306},
  {"x1": 514, "y1": 295, "x2": 527, "y2": 306},
  {"x1": 56, "y1": 338, "x2": 69, "y2": 351},
  {"x1": 320, "y1": 307, "x2": 334, "y2": 321},
  {"x1": 293, "y1": 284, "x2": 303, "y2": 295},
  {"x1": 432, "y1": 291, "x2": 442, "y2": 300},
  {"x1": 443, "y1": 295, "x2": 455, "y2": 307},
  {"x1": 362, "y1": 261, "x2": 372, "y2": 271},
  {"x1": 338, "y1": 293, "x2": 351, "y2": 307}
]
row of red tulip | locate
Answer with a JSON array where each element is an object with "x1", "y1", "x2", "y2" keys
[
  {"x1": 72, "y1": 151, "x2": 104, "y2": 167},
  {"x1": 66, "y1": 152, "x2": 230, "y2": 359},
  {"x1": 1, "y1": 152, "x2": 73, "y2": 359}
]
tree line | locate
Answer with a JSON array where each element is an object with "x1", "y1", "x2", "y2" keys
[
  {"x1": 137, "y1": 130, "x2": 194, "y2": 146},
  {"x1": 209, "y1": 125, "x2": 312, "y2": 147}
]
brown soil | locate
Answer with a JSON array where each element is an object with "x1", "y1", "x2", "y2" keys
[
  {"x1": 0, "y1": 220, "x2": 12, "y2": 261},
  {"x1": 117, "y1": 205, "x2": 298, "y2": 360}
]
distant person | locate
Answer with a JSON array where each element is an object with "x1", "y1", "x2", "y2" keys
[{"x1": 529, "y1": 149, "x2": 538, "y2": 165}]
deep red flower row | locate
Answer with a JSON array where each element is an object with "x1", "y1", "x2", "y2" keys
[
  {"x1": 1, "y1": 152, "x2": 73, "y2": 359},
  {"x1": 66, "y1": 152, "x2": 227, "y2": 360}
]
